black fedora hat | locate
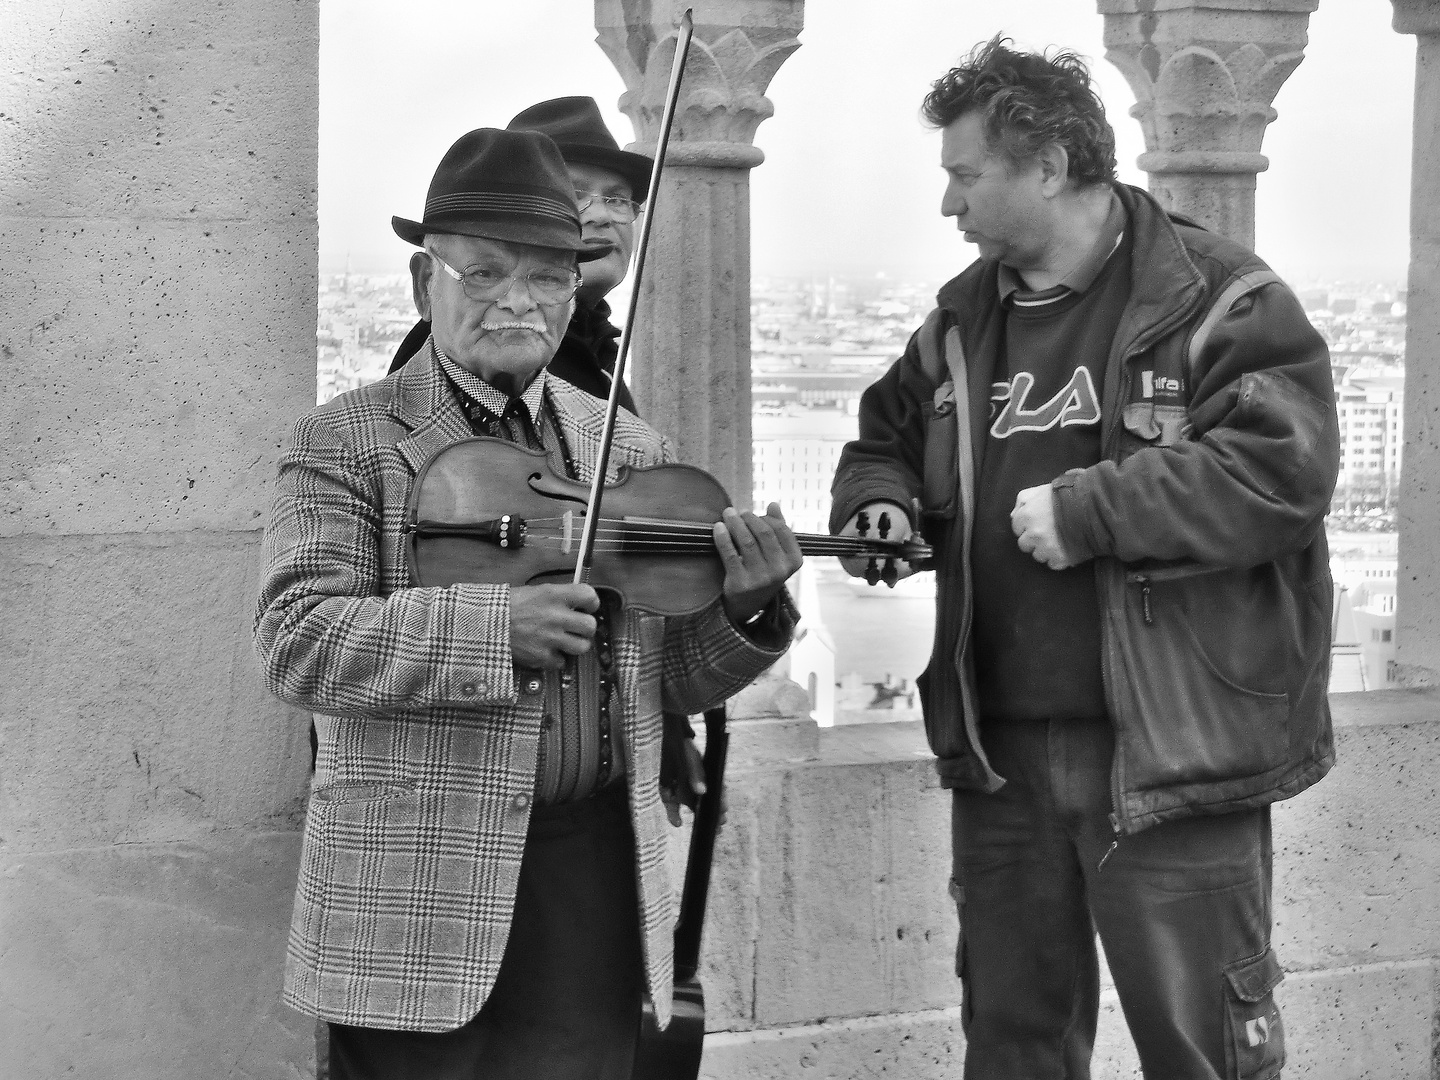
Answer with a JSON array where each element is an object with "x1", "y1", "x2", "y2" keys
[
  {"x1": 507, "y1": 96, "x2": 653, "y2": 199},
  {"x1": 391, "y1": 127, "x2": 604, "y2": 260}
]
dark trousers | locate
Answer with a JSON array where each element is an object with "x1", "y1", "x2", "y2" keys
[
  {"x1": 952, "y1": 717, "x2": 1285, "y2": 1080},
  {"x1": 329, "y1": 784, "x2": 645, "y2": 1080}
]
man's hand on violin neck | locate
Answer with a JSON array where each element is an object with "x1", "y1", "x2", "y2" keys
[
  {"x1": 713, "y1": 504, "x2": 804, "y2": 627},
  {"x1": 509, "y1": 583, "x2": 602, "y2": 670},
  {"x1": 838, "y1": 501, "x2": 916, "y2": 583}
]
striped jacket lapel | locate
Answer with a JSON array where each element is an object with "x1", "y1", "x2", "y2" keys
[
  {"x1": 393, "y1": 342, "x2": 475, "y2": 476},
  {"x1": 547, "y1": 376, "x2": 669, "y2": 480}
]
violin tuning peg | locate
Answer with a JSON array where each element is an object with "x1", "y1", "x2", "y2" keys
[
  {"x1": 878, "y1": 512, "x2": 891, "y2": 541},
  {"x1": 881, "y1": 558, "x2": 898, "y2": 588},
  {"x1": 856, "y1": 511, "x2": 870, "y2": 537},
  {"x1": 865, "y1": 557, "x2": 880, "y2": 587}
]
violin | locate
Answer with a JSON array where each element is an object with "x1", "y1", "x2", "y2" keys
[{"x1": 404, "y1": 437, "x2": 932, "y2": 615}]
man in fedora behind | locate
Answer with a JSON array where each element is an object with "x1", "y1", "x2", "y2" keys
[{"x1": 255, "y1": 127, "x2": 801, "y2": 1079}]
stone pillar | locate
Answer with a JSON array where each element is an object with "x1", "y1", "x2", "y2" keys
[
  {"x1": 1099, "y1": 0, "x2": 1317, "y2": 247},
  {"x1": 595, "y1": 0, "x2": 803, "y2": 509},
  {"x1": 0, "y1": 2, "x2": 318, "y2": 1075},
  {"x1": 1393, "y1": 0, "x2": 1440, "y2": 684}
]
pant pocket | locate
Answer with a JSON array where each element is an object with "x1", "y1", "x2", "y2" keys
[{"x1": 1223, "y1": 947, "x2": 1285, "y2": 1080}]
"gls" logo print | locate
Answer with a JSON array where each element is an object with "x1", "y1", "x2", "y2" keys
[{"x1": 990, "y1": 368, "x2": 1101, "y2": 439}]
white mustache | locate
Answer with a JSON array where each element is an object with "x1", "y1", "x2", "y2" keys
[{"x1": 481, "y1": 321, "x2": 546, "y2": 332}]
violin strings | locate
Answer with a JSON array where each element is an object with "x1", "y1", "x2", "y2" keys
[
  {"x1": 521, "y1": 532, "x2": 906, "y2": 555},
  {"x1": 424, "y1": 515, "x2": 916, "y2": 555}
]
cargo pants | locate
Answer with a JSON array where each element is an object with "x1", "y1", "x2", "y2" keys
[{"x1": 951, "y1": 717, "x2": 1286, "y2": 1080}]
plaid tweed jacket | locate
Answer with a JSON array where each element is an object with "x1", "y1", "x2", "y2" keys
[{"x1": 255, "y1": 344, "x2": 793, "y2": 1032}]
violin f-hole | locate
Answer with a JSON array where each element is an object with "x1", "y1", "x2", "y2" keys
[{"x1": 528, "y1": 469, "x2": 588, "y2": 506}]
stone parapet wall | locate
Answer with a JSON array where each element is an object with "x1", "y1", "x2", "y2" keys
[
  {"x1": 0, "y1": 2, "x2": 318, "y2": 1076},
  {"x1": 700, "y1": 691, "x2": 1440, "y2": 1079}
]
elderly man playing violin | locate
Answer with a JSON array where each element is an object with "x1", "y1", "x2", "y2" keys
[
  {"x1": 385, "y1": 96, "x2": 710, "y2": 824},
  {"x1": 254, "y1": 127, "x2": 801, "y2": 1080}
]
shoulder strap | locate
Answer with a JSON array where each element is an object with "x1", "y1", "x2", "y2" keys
[
  {"x1": 1186, "y1": 270, "x2": 1285, "y2": 382},
  {"x1": 915, "y1": 307, "x2": 951, "y2": 387}
]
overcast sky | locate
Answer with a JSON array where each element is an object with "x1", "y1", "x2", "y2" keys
[{"x1": 321, "y1": 1, "x2": 1414, "y2": 286}]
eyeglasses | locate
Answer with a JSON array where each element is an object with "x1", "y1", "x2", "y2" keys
[
  {"x1": 574, "y1": 191, "x2": 644, "y2": 224},
  {"x1": 426, "y1": 248, "x2": 581, "y2": 305}
]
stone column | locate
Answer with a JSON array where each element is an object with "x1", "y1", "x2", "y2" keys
[
  {"x1": 0, "y1": 2, "x2": 317, "y2": 1074},
  {"x1": 594, "y1": 0, "x2": 803, "y2": 509},
  {"x1": 1393, "y1": 0, "x2": 1440, "y2": 684},
  {"x1": 1099, "y1": 0, "x2": 1317, "y2": 248},
  {"x1": 595, "y1": 2, "x2": 811, "y2": 757}
]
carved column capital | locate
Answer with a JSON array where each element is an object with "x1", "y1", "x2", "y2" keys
[
  {"x1": 1100, "y1": 0, "x2": 1316, "y2": 174},
  {"x1": 1393, "y1": 0, "x2": 1440, "y2": 37},
  {"x1": 594, "y1": 0, "x2": 802, "y2": 169},
  {"x1": 1099, "y1": 0, "x2": 1317, "y2": 244}
]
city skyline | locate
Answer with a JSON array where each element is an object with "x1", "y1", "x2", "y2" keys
[
  {"x1": 316, "y1": 266, "x2": 1408, "y2": 702},
  {"x1": 321, "y1": 2, "x2": 1414, "y2": 285}
]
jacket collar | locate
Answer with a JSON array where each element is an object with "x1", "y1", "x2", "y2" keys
[
  {"x1": 391, "y1": 340, "x2": 475, "y2": 476},
  {"x1": 543, "y1": 376, "x2": 634, "y2": 483},
  {"x1": 1108, "y1": 183, "x2": 1207, "y2": 356}
]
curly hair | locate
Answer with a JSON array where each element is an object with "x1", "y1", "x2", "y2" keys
[{"x1": 922, "y1": 35, "x2": 1117, "y2": 187}]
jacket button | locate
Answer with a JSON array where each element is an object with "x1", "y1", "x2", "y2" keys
[
  {"x1": 512, "y1": 792, "x2": 531, "y2": 811},
  {"x1": 523, "y1": 676, "x2": 543, "y2": 695}
]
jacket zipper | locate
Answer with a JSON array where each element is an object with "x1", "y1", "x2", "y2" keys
[
  {"x1": 1099, "y1": 598, "x2": 1124, "y2": 869},
  {"x1": 1098, "y1": 268, "x2": 1207, "y2": 850},
  {"x1": 1124, "y1": 563, "x2": 1229, "y2": 626},
  {"x1": 1098, "y1": 361, "x2": 1130, "y2": 859}
]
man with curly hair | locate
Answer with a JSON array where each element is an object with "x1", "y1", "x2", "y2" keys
[{"x1": 831, "y1": 36, "x2": 1337, "y2": 1079}]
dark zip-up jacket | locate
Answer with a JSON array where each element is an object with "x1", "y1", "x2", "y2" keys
[{"x1": 830, "y1": 184, "x2": 1340, "y2": 835}]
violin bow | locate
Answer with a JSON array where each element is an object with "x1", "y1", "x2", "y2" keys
[{"x1": 572, "y1": 8, "x2": 695, "y2": 585}]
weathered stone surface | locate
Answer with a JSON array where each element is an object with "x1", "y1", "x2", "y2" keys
[
  {"x1": 1394, "y1": 0, "x2": 1440, "y2": 37},
  {"x1": 1392, "y1": 9, "x2": 1440, "y2": 683},
  {"x1": 700, "y1": 1007, "x2": 965, "y2": 1079},
  {"x1": 0, "y1": 831, "x2": 311, "y2": 1080},
  {"x1": 0, "y1": 218, "x2": 315, "y2": 536},
  {"x1": 698, "y1": 961, "x2": 1436, "y2": 1079},
  {"x1": 595, "y1": 0, "x2": 803, "y2": 166},
  {"x1": 703, "y1": 722, "x2": 957, "y2": 1030},
  {"x1": 0, "y1": 531, "x2": 312, "y2": 852},
  {"x1": 631, "y1": 167, "x2": 757, "y2": 501},
  {"x1": 1099, "y1": 0, "x2": 1317, "y2": 245},
  {"x1": 699, "y1": 701, "x2": 1440, "y2": 1077},
  {"x1": 1, "y1": 0, "x2": 318, "y2": 538},
  {"x1": 1273, "y1": 697, "x2": 1440, "y2": 970},
  {"x1": 728, "y1": 661, "x2": 820, "y2": 766},
  {"x1": 0, "y1": 0, "x2": 316, "y2": 221}
]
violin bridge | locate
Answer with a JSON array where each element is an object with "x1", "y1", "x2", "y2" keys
[{"x1": 561, "y1": 510, "x2": 575, "y2": 555}]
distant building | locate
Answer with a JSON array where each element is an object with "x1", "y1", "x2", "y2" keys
[
  {"x1": 1333, "y1": 371, "x2": 1404, "y2": 512},
  {"x1": 1329, "y1": 532, "x2": 1399, "y2": 692},
  {"x1": 752, "y1": 411, "x2": 859, "y2": 535},
  {"x1": 1330, "y1": 580, "x2": 1398, "y2": 693},
  {"x1": 752, "y1": 369, "x2": 885, "y2": 412}
]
